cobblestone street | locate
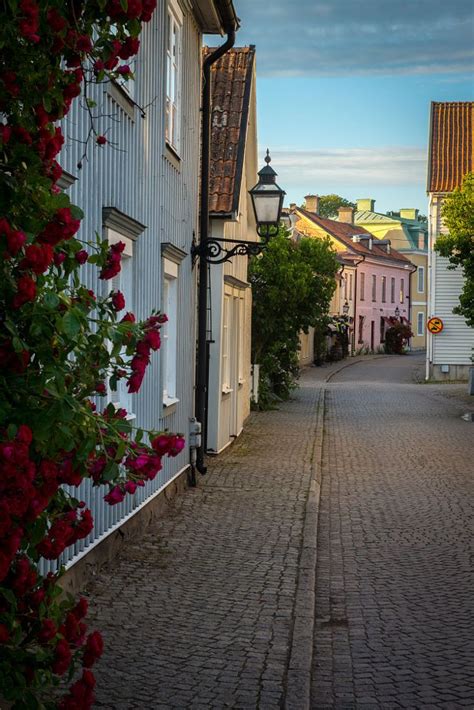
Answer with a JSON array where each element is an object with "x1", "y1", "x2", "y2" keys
[
  {"x1": 86, "y1": 354, "x2": 474, "y2": 709},
  {"x1": 312, "y1": 355, "x2": 474, "y2": 709}
]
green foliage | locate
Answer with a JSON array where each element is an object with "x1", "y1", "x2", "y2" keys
[
  {"x1": 249, "y1": 228, "x2": 338, "y2": 407},
  {"x1": 384, "y1": 319, "x2": 413, "y2": 354},
  {"x1": 434, "y1": 172, "x2": 474, "y2": 327},
  {"x1": 312, "y1": 194, "x2": 355, "y2": 219}
]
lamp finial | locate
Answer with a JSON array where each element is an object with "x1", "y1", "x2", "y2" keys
[{"x1": 265, "y1": 149, "x2": 271, "y2": 165}]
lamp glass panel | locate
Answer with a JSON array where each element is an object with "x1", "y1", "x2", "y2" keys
[{"x1": 252, "y1": 193, "x2": 281, "y2": 225}]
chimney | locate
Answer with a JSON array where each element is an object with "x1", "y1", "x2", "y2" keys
[
  {"x1": 378, "y1": 239, "x2": 391, "y2": 254},
  {"x1": 357, "y1": 198, "x2": 375, "y2": 212},
  {"x1": 338, "y1": 205, "x2": 354, "y2": 224},
  {"x1": 289, "y1": 202, "x2": 297, "y2": 210},
  {"x1": 399, "y1": 208, "x2": 419, "y2": 220},
  {"x1": 304, "y1": 194, "x2": 319, "y2": 214}
]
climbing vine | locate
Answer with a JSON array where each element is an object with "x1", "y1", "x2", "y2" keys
[{"x1": 0, "y1": 2, "x2": 184, "y2": 707}]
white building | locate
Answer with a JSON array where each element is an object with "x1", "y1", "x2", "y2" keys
[{"x1": 426, "y1": 101, "x2": 474, "y2": 381}]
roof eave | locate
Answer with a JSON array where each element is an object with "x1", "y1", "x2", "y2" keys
[{"x1": 193, "y1": 0, "x2": 239, "y2": 34}]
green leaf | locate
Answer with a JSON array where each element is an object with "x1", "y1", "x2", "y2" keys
[
  {"x1": 120, "y1": 0, "x2": 128, "y2": 11},
  {"x1": 69, "y1": 204, "x2": 84, "y2": 220},
  {"x1": 43, "y1": 292, "x2": 59, "y2": 309},
  {"x1": 61, "y1": 311, "x2": 82, "y2": 338},
  {"x1": 7, "y1": 423, "x2": 17, "y2": 439}
]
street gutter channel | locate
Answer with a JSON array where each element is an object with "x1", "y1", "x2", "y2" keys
[
  {"x1": 284, "y1": 388, "x2": 325, "y2": 710},
  {"x1": 284, "y1": 355, "x2": 384, "y2": 709}
]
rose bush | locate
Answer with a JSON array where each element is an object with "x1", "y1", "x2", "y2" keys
[{"x1": 0, "y1": 2, "x2": 185, "y2": 707}]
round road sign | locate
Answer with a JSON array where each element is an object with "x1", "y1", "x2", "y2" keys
[{"x1": 427, "y1": 317, "x2": 444, "y2": 334}]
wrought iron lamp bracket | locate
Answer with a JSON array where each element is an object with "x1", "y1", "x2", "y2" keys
[{"x1": 192, "y1": 224, "x2": 279, "y2": 265}]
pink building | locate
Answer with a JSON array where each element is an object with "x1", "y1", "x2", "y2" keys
[{"x1": 293, "y1": 201, "x2": 416, "y2": 352}]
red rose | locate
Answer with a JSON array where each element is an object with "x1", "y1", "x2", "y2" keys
[
  {"x1": 75, "y1": 250, "x2": 88, "y2": 264},
  {"x1": 96, "y1": 135, "x2": 107, "y2": 146},
  {"x1": 53, "y1": 639, "x2": 72, "y2": 676},
  {"x1": 0, "y1": 623, "x2": 10, "y2": 644},
  {"x1": 82, "y1": 631, "x2": 104, "y2": 667},
  {"x1": 6, "y1": 230, "x2": 26, "y2": 256},
  {"x1": 13, "y1": 275, "x2": 36, "y2": 307},
  {"x1": 104, "y1": 485, "x2": 125, "y2": 506},
  {"x1": 111, "y1": 290, "x2": 125, "y2": 310},
  {"x1": 119, "y1": 37, "x2": 140, "y2": 60},
  {"x1": 76, "y1": 35, "x2": 92, "y2": 53}
]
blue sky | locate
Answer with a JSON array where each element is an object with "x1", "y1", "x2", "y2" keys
[{"x1": 208, "y1": 0, "x2": 474, "y2": 214}]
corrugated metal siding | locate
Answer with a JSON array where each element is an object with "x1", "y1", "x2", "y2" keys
[
  {"x1": 432, "y1": 254, "x2": 474, "y2": 364},
  {"x1": 47, "y1": 2, "x2": 201, "y2": 571}
]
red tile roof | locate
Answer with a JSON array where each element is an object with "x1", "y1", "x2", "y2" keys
[
  {"x1": 204, "y1": 46, "x2": 255, "y2": 216},
  {"x1": 296, "y1": 209, "x2": 412, "y2": 265},
  {"x1": 428, "y1": 102, "x2": 474, "y2": 193}
]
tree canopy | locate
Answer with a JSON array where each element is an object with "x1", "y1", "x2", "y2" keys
[
  {"x1": 434, "y1": 172, "x2": 474, "y2": 327},
  {"x1": 249, "y1": 229, "x2": 338, "y2": 405},
  {"x1": 312, "y1": 194, "x2": 356, "y2": 219}
]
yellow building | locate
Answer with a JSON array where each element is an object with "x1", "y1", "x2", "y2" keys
[{"x1": 353, "y1": 200, "x2": 428, "y2": 350}]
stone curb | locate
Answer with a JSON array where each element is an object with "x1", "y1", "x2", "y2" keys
[
  {"x1": 324, "y1": 354, "x2": 387, "y2": 382},
  {"x1": 284, "y1": 388, "x2": 326, "y2": 710}
]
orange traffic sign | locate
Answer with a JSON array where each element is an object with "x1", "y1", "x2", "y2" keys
[{"x1": 427, "y1": 317, "x2": 444, "y2": 334}]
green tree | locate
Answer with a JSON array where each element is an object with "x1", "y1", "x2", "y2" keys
[
  {"x1": 249, "y1": 229, "x2": 338, "y2": 407},
  {"x1": 313, "y1": 194, "x2": 355, "y2": 219},
  {"x1": 434, "y1": 172, "x2": 474, "y2": 326}
]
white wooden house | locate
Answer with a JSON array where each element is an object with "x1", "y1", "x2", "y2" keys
[
  {"x1": 53, "y1": 0, "x2": 239, "y2": 581},
  {"x1": 426, "y1": 102, "x2": 474, "y2": 381}
]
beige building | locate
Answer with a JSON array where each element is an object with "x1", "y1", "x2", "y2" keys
[
  {"x1": 353, "y1": 200, "x2": 428, "y2": 350},
  {"x1": 206, "y1": 47, "x2": 258, "y2": 453}
]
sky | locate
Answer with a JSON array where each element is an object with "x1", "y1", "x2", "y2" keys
[{"x1": 207, "y1": 0, "x2": 474, "y2": 214}]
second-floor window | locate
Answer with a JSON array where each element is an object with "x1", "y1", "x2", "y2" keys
[
  {"x1": 165, "y1": 0, "x2": 183, "y2": 152},
  {"x1": 360, "y1": 272, "x2": 365, "y2": 301},
  {"x1": 400, "y1": 278, "x2": 405, "y2": 303},
  {"x1": 349, "y1": 273, "x2": 353, "y2": 301},
  {"x1": 391, "y1": 277, "x2": 395, "y2": 303},
  {"x1": 381, "y1": 276, "x2": 386, "y2": 303},
  {"x1": 372, "y1": 274, "x2": 376, "y2": 302},
  {"x1": 417, "y1": 266, "x2": 425, "y2": 293}
]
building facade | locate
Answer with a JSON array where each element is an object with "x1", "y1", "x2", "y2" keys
[
  {"x1": 354, "y1": 200, "x2": 428, "y2": 349},
  {"x1": 426, "y1": 101, "x2": 474, "y2": 381},
  {"x1": 54, "y1": 0, "x2": 239, "y2": 573},
  {"x1": 206, "y1": 47, "x2": 258, "y2": 453},
  {"x1": 292, "y1": 197, "x2": 415, "y2": 354}
]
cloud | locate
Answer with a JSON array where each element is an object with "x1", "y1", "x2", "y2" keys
[
  {"x1": 265, "y1": 147, "x2": 427, "y2": 193},
  {"x1": 229, "y1": 0, "x2": 474, "y2": 76}
]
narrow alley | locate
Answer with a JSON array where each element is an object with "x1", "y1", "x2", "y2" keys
[{"x1": 87, "y1": 355, "x2": 474, "y2": 709}]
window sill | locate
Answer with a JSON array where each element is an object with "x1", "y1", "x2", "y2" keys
[
  {"x1": 163, "y1": 396, "x2": 179, "y2": 408},
  {"x1": 164, "y1": 143, "x2": 181, "y2": 171},
  {"x1": 105, "y1": 80, "x2": 136, "y2": 121}
]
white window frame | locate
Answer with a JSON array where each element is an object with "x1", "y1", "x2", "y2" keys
[
  {"x1": 417, "y1": 311, "x2": 425, "y2": 336},
  {"x1": 222, "y1": 294, "x2": 232, "y2": 394},
  {"x1": 417, "y1": 266, "x2": 425, "y2": 294},
  {"x1": 162, "y1": 258, "x2": 179, "y2": 408},
  {"x1": 105, "y1": 230, "x2": 135, "y2": 419},
  {"x1": 238, "y1": 297, "x2": 245, "y2": 385},
  {"x1": 165, "y1": 0, "x2": 183, "y2": 153}
]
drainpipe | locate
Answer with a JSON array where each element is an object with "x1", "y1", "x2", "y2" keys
[
  {"x1": 352, "y1": 255, "x2": 365, "y2": 352},
  {"x1": 195, "y1": 17, "x2": 237, "y2": 476}
]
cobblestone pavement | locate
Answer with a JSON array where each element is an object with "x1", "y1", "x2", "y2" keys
[
  {"x1": 311, "y1": 354, "x2": 474, "y2": 709},
  {"x1": 87, "y1": 371, "x2": 324, "y2": 709}
]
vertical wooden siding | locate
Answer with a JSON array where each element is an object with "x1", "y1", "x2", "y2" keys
[{"x1": 45, "y1": 2, "x2": 201, "y2": 572}]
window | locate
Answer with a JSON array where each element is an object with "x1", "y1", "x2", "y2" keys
[
  {"x1": 222, "y1": 295, "x2": 231, "y2": 392},
  {"x1": 162, "y1": 259, "x2": 178, "y2": 406},
  {"x1": 349, "y1": 273, "x2": 353, "y2": 301},
  {"x1": 391, "y1": 277, "x2": 395, "y2": 303},
  {"x1": 417, "y1": 312, "x2": 425, "y2": 336},
  {"x1": 165, "y1": 0, "x2": 183, "y2": 152},
  {"x1": 360, "y1": 272, "x2": 365, "y2": 301},
  {"x1": 417, "y1": 266, "x2": 425, "y2": 293},
  {"x1": 381, "y1": 276, "x2": 386, "y2": 303},
  {"x1": 400, "y1": 278, "x2": 405, "y2": 303},
  {"x1": 107, "y1": 232, "x2": 134, "y2": 415},
  {"x1": 238, "y1": 297, "x2": 245, "y2": 384},
  {"x1": 358, "y1": 315, "x2": 365, "y2": 344},
  {"x1": 372, "y1": 274, "x2": 376, "y2": 302},
  {"x1": 343, "y1": 276, "x2": 348, "y2": 300},
  {"x1": 380, "y1": 316, "x2": 386, "y2": 343}
]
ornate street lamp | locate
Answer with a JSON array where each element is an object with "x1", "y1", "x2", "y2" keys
[
  {"x1": 395, "y1": 306, "x2": 400, "y2": 318},
  {"x1": 342, "y1": 300, "x2": 350, "y2": 315},
  {"x1": 192, "y1": 150, "x2": 285, "y2": 264}
]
